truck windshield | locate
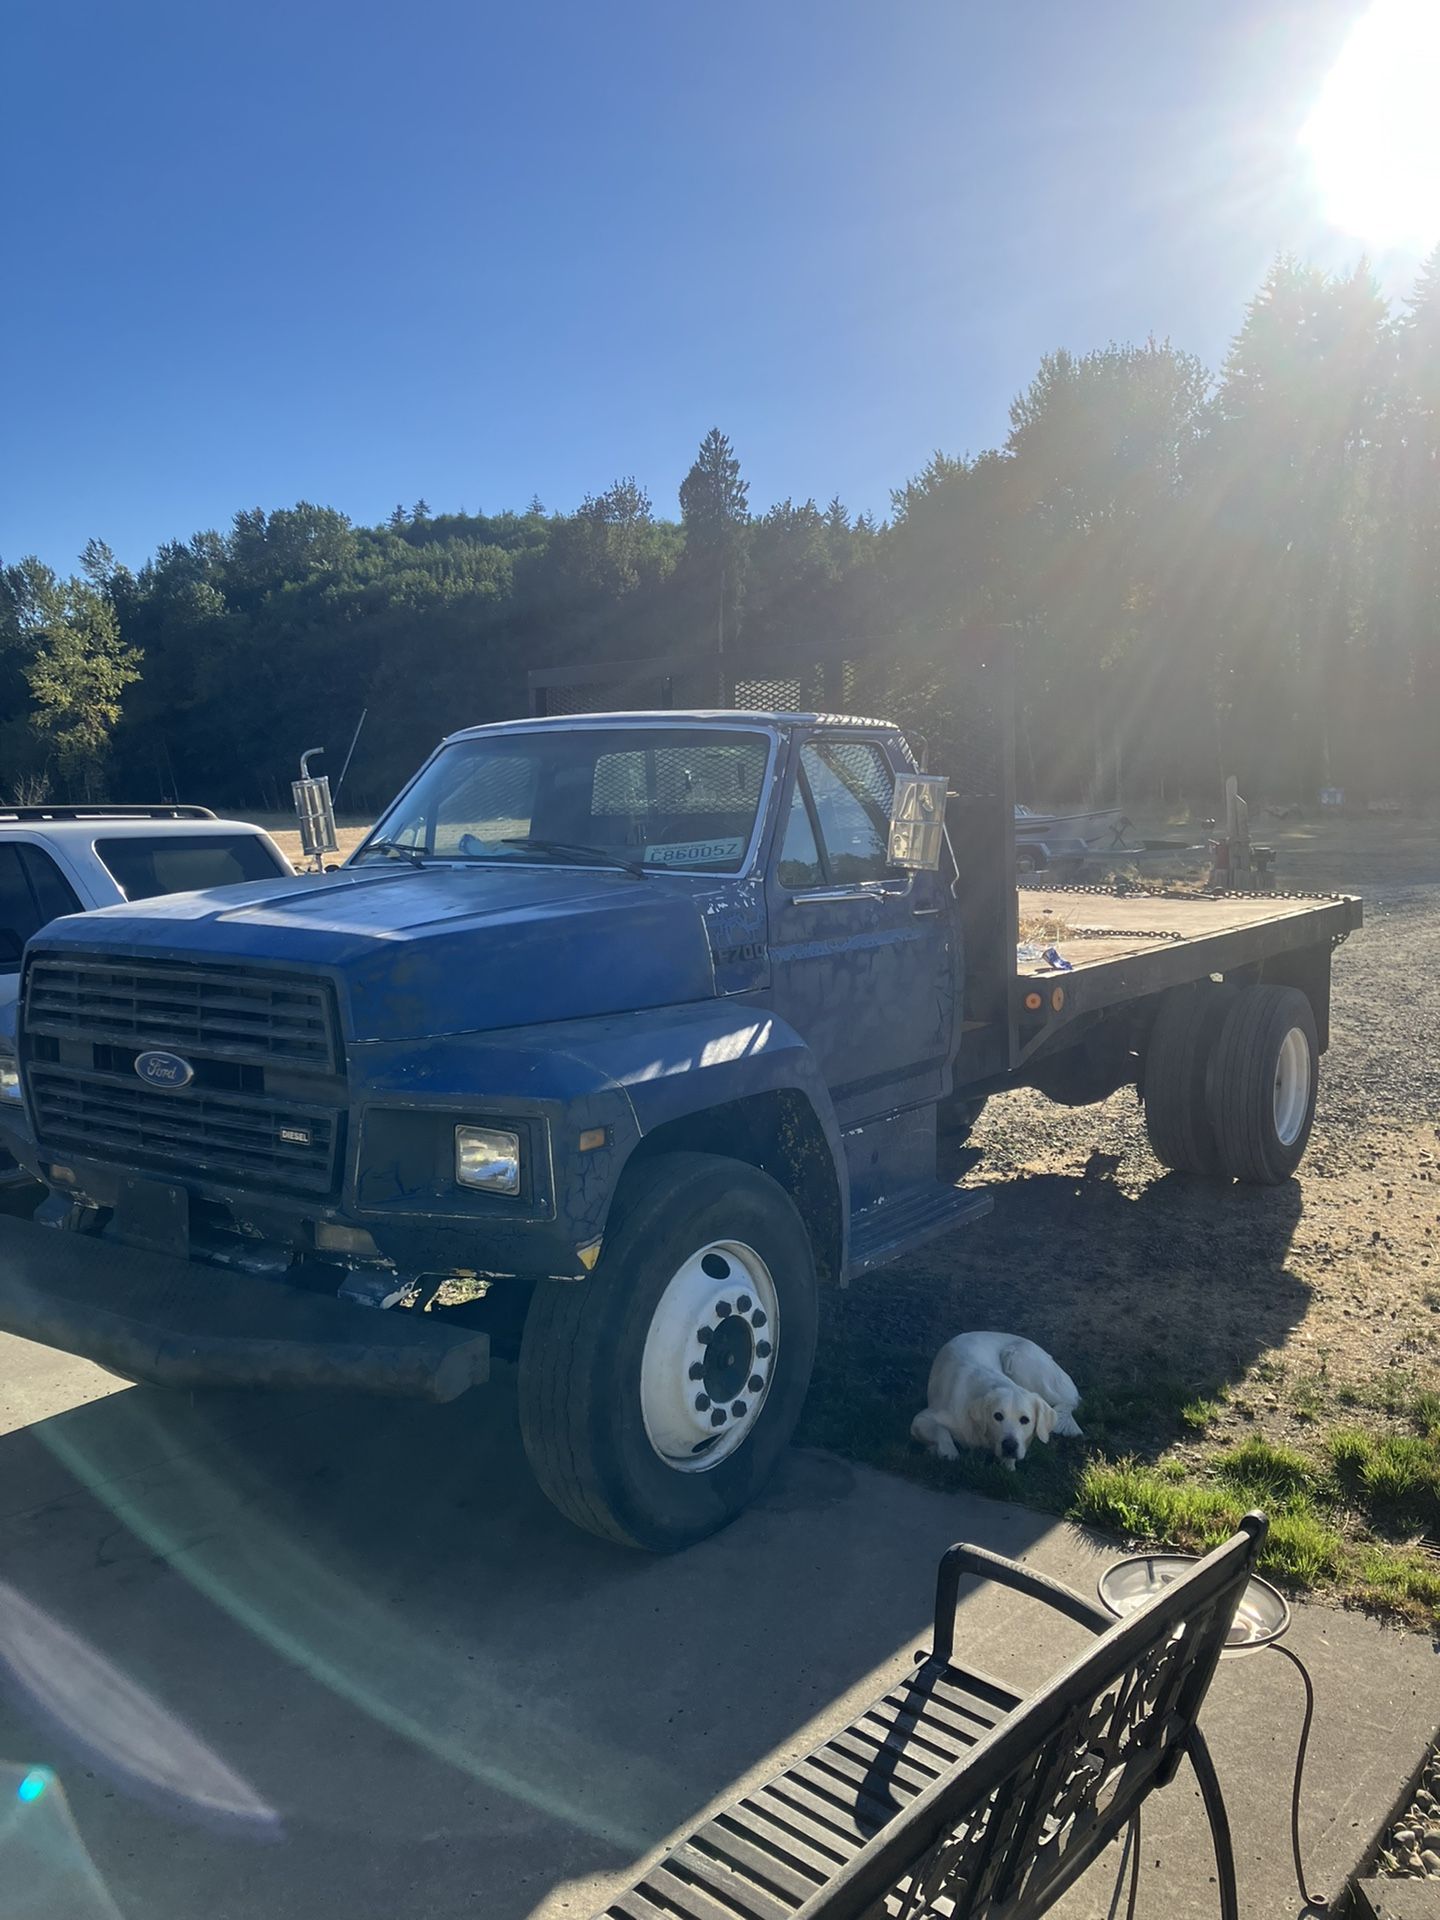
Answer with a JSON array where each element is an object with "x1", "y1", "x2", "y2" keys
[{"x1": 357, "y1": 726, "x2": 772, "y2": 875}]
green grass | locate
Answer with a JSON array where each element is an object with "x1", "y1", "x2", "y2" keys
[
  {"x1": 1327, "y1": 1426, "x2": 1440, "y2": 1533},
  {"x1": 1073, "y1": 1425, "x2": 1439, "y2": 1626},
  {"x1": 1179, "y1": 1397, "x2": 1220, "y2": 1432},
  {"x1": 1287, "y1": 1374, "x2": 1329, "y2": 1422},
  {"x1": 1074, "y1": 1443, "x2": 1346, "y2": 1591},
  {"x1": 1348, "y1": 1546, "x2": 1440, "y2": 1618},
  {"x1": 800, "y1": 1327, "x2": 1440, "y2": 1628},
  {"x1": 1213, "y1": 1436, "x2": 1315, "y2": 1504}
]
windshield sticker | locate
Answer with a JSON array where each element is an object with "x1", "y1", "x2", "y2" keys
[{"x1": 644, "y1": 837, "x2": 745, "y2": 867}]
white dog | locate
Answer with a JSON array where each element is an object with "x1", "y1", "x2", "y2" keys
[{"x1": 911, "y1": 1332, "x2": 1083, "y2": 1470}]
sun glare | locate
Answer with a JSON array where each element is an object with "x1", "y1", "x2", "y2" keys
[{"x1": 1301, "y1": 0, "x2": 1440, "y2": 250}]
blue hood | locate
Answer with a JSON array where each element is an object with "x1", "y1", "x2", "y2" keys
[{"x1": 33, "y1": 864, "x2": 722, "y2": 1041}]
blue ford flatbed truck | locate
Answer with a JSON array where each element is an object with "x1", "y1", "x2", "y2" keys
[{"x1": 0, "y1": 708, "x2": 1361, "y2": 1549}]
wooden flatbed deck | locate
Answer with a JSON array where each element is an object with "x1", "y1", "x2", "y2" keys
[
  {"x1": 1017, "y1": 885, "x2": 1361, "y2": 975},
  {"x1": 1010, "y1": 883, "x2": 1363, "y2": 1032}
]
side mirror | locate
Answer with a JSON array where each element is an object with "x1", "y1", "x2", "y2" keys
[{"x1": 888, "y1": 772, "x2": 948, "y2": 871}]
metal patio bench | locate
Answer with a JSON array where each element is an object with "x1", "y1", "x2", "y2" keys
[{"x1": 596, "y1": 1514, "x2": 1265, "y2": 1920}]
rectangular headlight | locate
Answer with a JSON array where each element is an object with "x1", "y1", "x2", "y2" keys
[
  {"x1": 454, "y1": 1125, "x2": 521, "y2": 1194},
  {"x1": 0, "y1": 1054, "x2": 21, "y2": 1104}
]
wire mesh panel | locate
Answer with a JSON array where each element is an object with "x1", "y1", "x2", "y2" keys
[
  {"x1": 732, "y1": 671, "x2": 804, "y2": 711},
  {"x1": 731, "y1": 653, "x2": 850, "y2": 714},
  {"x1": 547, "y1": 676, "x2": 668, "y2": 716}
]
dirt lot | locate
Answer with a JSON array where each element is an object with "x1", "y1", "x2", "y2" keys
[{"x1": 799, "y1": 811, "x2": 1440, "y2": 1624}]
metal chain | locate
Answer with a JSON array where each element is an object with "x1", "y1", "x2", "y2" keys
[
  {"x1": 1021, "y1": 881, "x2": 1350, "y2": 905},
  {"x1": 1025, "y1": 925, "x2": 1188, "y2": 944}
]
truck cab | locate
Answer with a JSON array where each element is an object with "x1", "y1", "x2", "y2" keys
[{"x1": 1, "y1": 714, "x2": 982, "y2": 1546}]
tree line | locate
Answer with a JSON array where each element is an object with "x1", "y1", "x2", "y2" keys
[{"x1": 3, "y1": 247, "x2": 1438, "y2": 813}]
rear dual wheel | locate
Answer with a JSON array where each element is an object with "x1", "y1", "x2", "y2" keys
[
  {"x1": 1144, "y1": 982, "x2": 1318, "y2": 1185},
  {"x1": 1207, "y1": 984, "x2": 1318, "y2": 1185}
]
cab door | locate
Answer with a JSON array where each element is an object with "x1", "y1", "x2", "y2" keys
[{"x1": 764, "y1": 734, "x2": 954, "y2": 1125}]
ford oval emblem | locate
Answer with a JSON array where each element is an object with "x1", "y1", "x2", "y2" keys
[{"x1": 134, "y1": 1049, "x2": 195, "y2": 1090}]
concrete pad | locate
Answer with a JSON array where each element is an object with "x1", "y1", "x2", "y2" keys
[
  {"x1": 0, "y1": 1335, "x2": 1434, "y2": 1920},
  {"x1": 1355, "y1": 1879, "x2": 1440, "y2": 1918}
]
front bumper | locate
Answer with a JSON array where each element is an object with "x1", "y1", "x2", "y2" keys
[{"x1": 0, "y1": 1213, "x2": 489, "y2": 1401}]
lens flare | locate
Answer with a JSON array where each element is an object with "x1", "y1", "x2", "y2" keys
[{"x1": 1301, "y1": 0, "x2": 1440, "y2": 249}]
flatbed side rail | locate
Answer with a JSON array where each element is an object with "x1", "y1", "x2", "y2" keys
[{"x1": 1010, "y1": 890, "x2": 1361, "y2": 1062}]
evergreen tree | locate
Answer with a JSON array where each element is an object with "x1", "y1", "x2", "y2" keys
[{"x1": 679, "y1": 428, "x2": 749, "y2": 674}]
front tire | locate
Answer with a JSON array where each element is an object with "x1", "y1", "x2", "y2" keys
[{"x1": 517, "y1": 1152, "x2": 819, "y2": 1551}]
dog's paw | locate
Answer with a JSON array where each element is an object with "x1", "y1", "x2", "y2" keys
[
  {"x1": 934, "y1": 1431, "x2": 960, "y2": 1462},
  {"x1": 1055, "y1": 1411, "x2": 1084, "y2": 1438}
]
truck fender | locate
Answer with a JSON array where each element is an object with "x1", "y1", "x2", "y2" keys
[{"x1": 564, "y1": 1004, "x2": 851, "y2": 1279}]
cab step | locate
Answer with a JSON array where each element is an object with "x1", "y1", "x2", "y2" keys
[{"x1": 846, "y1": 1183, "x2": 993, "y2": 1279}]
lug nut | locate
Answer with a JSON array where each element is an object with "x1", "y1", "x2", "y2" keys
[
  {"x1": 736, "y1": 1294, "x2": 752, "y2": 1313},
  {"x1": 697, "y1": 1327, "x2": 712, "y2": 1344},
  {"x1": 688, "y1": 1362, "x2": 705, "y2": 1381},
  {"x1": 711, "y1": 1408, "x2": 727, "y2": 1427},
  {"x1": 755, "y1": 1339, "x2": 772, "y2": 1358},
  {"x1": 731, "y1": 1401, "x2": 747, "y2": 1419},
  {"x1": 751, "y1": 1310, "x2": 767, "y2": 1328},
  {"x1": 748, "y1": 1374, "x2": 764, "y2": 1393},
  {"x1": 715, "y1": 1300, "x2": 732, "y2": 1318},
  {"x1": 695, "y1": 1394, "x2": 711, "y2": 1412}
]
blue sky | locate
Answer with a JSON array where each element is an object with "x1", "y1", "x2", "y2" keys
[{"x1": 0, "y1": 0, "x2": 1406, "y2": 572}]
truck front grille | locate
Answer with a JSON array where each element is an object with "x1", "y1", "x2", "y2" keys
[
  {"x1": 22, "y1": 953, "x2": 346, "y2": 1198},
  {"x1": 27, "y1": 1065, "x2": 341, "y2": 1198},
  {"x1": 24, "y1": 956, "x2": 340, "y2": 1069}
]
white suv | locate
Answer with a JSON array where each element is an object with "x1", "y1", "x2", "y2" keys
[{"x1": 0, "y1": 806, "x2": 293, "y2": 1180}]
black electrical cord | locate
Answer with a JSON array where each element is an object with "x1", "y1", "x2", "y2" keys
[
  {"x1": 1273, "y1": 1642, "x2": 1328, "y2": 1912},
  {"x1": 1105, "y1": 1808, "x2": 1143, "y2": 1920}
]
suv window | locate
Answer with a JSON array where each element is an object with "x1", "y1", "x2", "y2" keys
[
  {"x1": 0, "y1": 844, "x2": 81, "y2": 970},
  {"x1": 799, "y1": 740, "x2": 895, "y2": 885},
  {"x1": 95, "y1": 834, "x2": 287, "y2": 902},
  {"x1": 18, "y1": 845, "x2": 83, "y2": 925}
]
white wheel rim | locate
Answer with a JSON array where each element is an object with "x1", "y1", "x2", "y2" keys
[
  {"x1": 639, "y1": 1240, "x2": 779, "y2": 1473},
  {"x1": 1273, "y1": 1026, "x2": 1311, "y2": 1146}
]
